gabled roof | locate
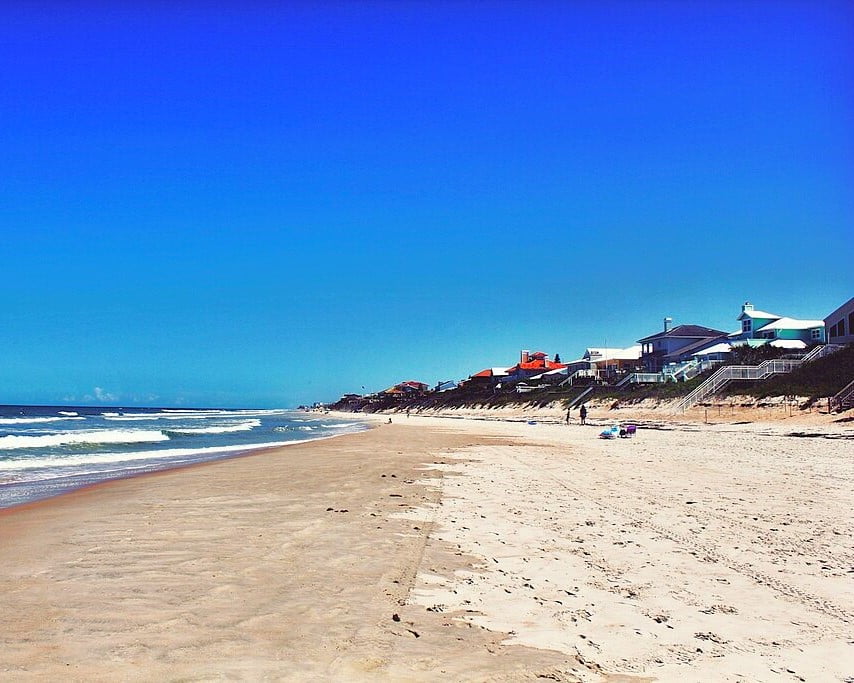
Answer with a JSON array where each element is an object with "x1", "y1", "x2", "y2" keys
[
  {"x1": 737, "y1": 309, "x2": 781, "y2": 320},
  {"x1": 516, "y1": 360, "x2": 567, "y2": 371},
  {"x1": 756, "y1": 317, "x2": 824, "y2": 331},
  {"x1": 638, "y1": 325, "x2": 729, "y2": 343}
]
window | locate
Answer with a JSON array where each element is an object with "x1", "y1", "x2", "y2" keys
[
  {"x1": 811, "y1": 328, "x2": 822, "y2": 340},
  {"x1": 742, "y1": 319, "x2": 752, "y2": 333},
  {"x1": 849, "y1": 312, "x2": 854, "y2": 335},
  {"x1": 840, "y1": 318, "x2": 847, "y2": 337}
]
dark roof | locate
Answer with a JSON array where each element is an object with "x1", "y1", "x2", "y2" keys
[
  {"x1": 663, "y1": 335, "x2": 730, "y2": 360},
  {"x1": 637, "y1": 324, "x2": 729, "y2": 343}
]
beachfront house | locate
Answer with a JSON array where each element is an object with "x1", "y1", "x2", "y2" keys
[
  {"x1": 503, "y1": 350, "x2": 567, "y2": 383},
  {"x1": 585, "y1": 346, "x2": 642, "y2": 379},
  {"x1": 637, "y1": 319, "x2": 729, "y2": 373},
  {"x1": 379, "y1": 381, "x2": 429, "y2": 399},
  {"x1": 825, "y1": 297, "x2": 854, "y2": 345},
  {"x1": 734, "y1": 302, "x2": 825, "y2": 345}
]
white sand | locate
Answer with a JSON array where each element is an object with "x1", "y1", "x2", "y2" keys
[
  {"x1": 398, "y1": 415, "x2": 853, "y2": 681},
  {"x1": 1, "y1": 411, "x2": 852, "y2": 681}
]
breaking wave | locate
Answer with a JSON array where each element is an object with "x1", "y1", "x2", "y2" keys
[
  {"x1": 0, "y1": 429, "x2": 170, "y2": 450},
  {"x1": 0, "y1": 416, "x2": 85, "y2": 425}
]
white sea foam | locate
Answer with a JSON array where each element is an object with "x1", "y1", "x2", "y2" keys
[
  {"x1": 162, "y1": 420, "x2": 261, "y2": 435},
  {"x1": 58, "y1": 411, "x2": 79, "y2": 417},
  {"x1": 0, "y1": 416, "x2": 85, "y2": 425},
  {"x1": 0, "y1": 429, "x2": 170, "y2": 450}
]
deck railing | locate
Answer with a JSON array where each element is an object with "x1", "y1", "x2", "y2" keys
[
  {"x1": 559, "y1": 369, "x2": 596, "y2": 387},
  {"x1": 616, "y1": 372, "x2": 666, "y2": 387}
]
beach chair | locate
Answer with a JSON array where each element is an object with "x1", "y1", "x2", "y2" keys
[{"x1": 619, "y1": 424, "x2": 637, "y2": 438}]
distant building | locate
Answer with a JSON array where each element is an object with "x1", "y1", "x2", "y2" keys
[
  {"x1": 825, "y1": 297, "x2": 854, "y2": 345},
  {"x1": 465, "y1": 366, "x2": 511, "y2": 388},
  {"x1": 637, "y1": 318, "x2": 729, "y2": 372},
  {"x1": 380, "y1": 381, "x2": 429, "y2": 398}
]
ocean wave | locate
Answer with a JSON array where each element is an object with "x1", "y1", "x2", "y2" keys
[
  {"x1": 58, "y1": 411, "x2": 79, "y2": 417},
  {"x1": 0, "y1": 438, "x2": 316, "y2": 472},
  {"x1": 162, "y1": 420, "x2": 261, "y2": 436},
  {"x1": 101, "y1": 409, "x2": 291, "y2": 422},
  {"x1": 0, "y1": 429, "x2": 170, "y2": 450},
  {"x1": 0, "y1": 416, "x2": 85, "y2": 425}
]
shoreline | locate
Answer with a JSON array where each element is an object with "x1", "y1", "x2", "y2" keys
[
  {"x1": 0, "y1": 427, "x2": 370, "y2": 518},
  {"x1": 0, "y1": 418, "x2": 374, "y2": 513},
  {"x1": 1, "y1": 416, "x2": 851, "y2": 681},
  {"x1": 0, "y1": 423, "x2": 585, "y2": 681}
]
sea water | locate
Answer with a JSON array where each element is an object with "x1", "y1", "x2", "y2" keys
[{"x1": 0, "y1": 405, "x2": 369, "y2": 509}]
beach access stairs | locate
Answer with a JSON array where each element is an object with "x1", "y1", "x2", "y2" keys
[
  {"x1": 566, "y1": 386, "x2": 594, "y2": 409},
  {"x1": 829, "y1": 378, "x2": 854, "y2": 413},
  {"x1": 672, "y1": 344, "x2": 846, "y2": 413}
]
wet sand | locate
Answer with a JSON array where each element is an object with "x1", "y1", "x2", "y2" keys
[{"x1": 1, "y1": 416, "x2": 852, "y2": 681}]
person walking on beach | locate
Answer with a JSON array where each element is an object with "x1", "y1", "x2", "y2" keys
[
  {"x1": 565, "y1": 404, "x2": 571, "y2": 424},
  {"x1": 579, "y1": 404, "x2": 588, "y2": 425}
]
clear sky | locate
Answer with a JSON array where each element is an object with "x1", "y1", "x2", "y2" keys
[{"x1": 1, "y1": 1, "x2": 852, "y2": 408}]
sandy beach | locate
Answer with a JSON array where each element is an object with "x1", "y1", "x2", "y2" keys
[{"x1": 1, "y1": 412, "x2": 852, "y2": 681}]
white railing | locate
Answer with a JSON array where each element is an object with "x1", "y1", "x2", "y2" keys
[
  {"x1": 617, "y1": 372, "x2": 665, "y2": 387},
  {"x1": 663, "y1": 359, "x2": 700, "y2": 382},
  {"x1": 559, "y1": 368, "x2": 596, "y2": 387},
  {"x1": 802, "y1": 343, "x2": 844, "y2": 363},
  {"x1": 567, "y1": 386, "x2": 594, "y2": 408},
  {"x1": 672, "y1": 359, "x2": 802, "y2": 413}
]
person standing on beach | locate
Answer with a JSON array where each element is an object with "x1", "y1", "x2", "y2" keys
[
  {"x1": 580, "y1": 404, "x2": 588, "y2": 425},
  {"x1": 565, "y1": 404, "x2": 571, "y2": 424}
]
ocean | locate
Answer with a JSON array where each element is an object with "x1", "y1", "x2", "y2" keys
[{"x1": 0, "y1": 405, "x2": 369, "y2": 509}]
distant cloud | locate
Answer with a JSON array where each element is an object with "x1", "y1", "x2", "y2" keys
[{"x1": 93, "y1": 386, "x2": 118, "y2": 403}]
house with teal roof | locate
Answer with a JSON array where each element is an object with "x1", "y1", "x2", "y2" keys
[{"x1": 733, "y1": 302, "x2": 825, "y2": 345}]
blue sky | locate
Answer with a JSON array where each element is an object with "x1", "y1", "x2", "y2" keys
[{"x1": 1, "y1": 1, "x2": 852, "y2": 408}]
